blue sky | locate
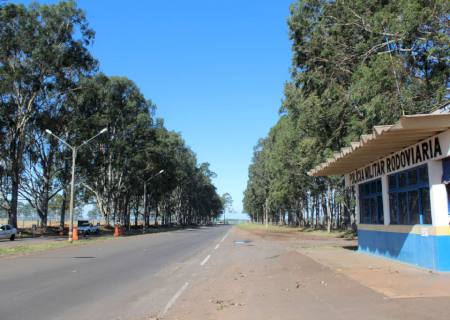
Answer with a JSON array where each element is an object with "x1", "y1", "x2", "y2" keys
[{"x1": 17, "y1": 0, "x2": 293, "y2": 217}]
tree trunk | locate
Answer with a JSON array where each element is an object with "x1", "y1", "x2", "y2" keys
[
  {"x1": 326, "y1": 187, "x2": 332, "y2": 233},
  {"x1": 9, "y1": 170, "x2": 19, "y2": 228},
  {"x1": 134, "y1": 198, "x2": 139, "y2": 228},
  {"x1": 39, "y1": 209, "x2": 48, "y2": 231},
  {"x1": 60, "y1": 189, "x2": 67, "y2": 229},
  {"x1": 155, "y1": 205, "x2": 159, "y2": 226},
  {"x1": 279, "y1": 210, "x2": 285, "y2": 225}
]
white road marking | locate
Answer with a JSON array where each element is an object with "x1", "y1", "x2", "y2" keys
[
  {"x1": 160, "y1": 282, "x2": 189, "y2": 317},
  {"x1": 214, "y1": 244, "x2": 220, "y2": 250},
  {"x1": 200, "y1": 254, "x2": 211, "y2": 266},
  {"x1": 220, "y1": 231, "x2": 230, "y2": 243}
]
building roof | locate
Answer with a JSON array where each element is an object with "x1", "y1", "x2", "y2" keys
[{"x1": 308, "y1": 113, "x2": 450, "y2": 177}]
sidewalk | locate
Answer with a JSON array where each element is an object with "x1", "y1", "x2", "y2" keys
[{"x1": 296, "y1": 239, "x2": 450, "y2": 299}]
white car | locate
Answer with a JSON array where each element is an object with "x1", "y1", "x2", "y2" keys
[
  {"x1": 77, "y1": 220, "x2": 100, "y2": 235},
  {"x1": 0, "y1": 224, "x2": 17, "y2": 241}
]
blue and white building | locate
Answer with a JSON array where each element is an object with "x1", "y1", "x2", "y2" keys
[{"x1": 309, "y1": 106, "x2": 450, "y2": 271}]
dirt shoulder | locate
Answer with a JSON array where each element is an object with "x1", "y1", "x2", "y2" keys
[
  {"x1": 166, "y1": 226, "x2": 450, "y2": 320},
  {"x1": 235, "y1": 224, "x2": 450, "y2": 299}
]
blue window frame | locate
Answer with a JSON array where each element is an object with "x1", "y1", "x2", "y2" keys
[
  {"x1": 446, "y1": 184, "x2": 450, "y2": 215},
  {"x1": 359, "y1": 179, "x2": 383, "y2": 224},
  {"x1": 443, "y1": 157, "x2": 450, "y2": 214},
  {"x1": 388, "y1": 165, "x2": 431, "y2": 225}
]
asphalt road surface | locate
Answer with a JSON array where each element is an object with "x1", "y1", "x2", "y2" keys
[{"x1": 0, "y1": 225, "x2": 231, "y2": 320}]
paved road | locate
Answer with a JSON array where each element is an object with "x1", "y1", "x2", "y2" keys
[{"x1": 0, "y1": 225, "x2": 231, "y2": 320}]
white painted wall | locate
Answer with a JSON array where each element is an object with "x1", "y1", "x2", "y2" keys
[{"x1": 381, "y1": 175, "x2": 390, "y2": 225}]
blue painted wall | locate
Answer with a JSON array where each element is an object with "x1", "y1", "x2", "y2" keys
[{"x1": 358, "y1": 229, "x2": 450, "y2": 271}]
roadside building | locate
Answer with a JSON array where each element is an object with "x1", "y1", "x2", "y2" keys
[{"x1": 308, "y1": 104, "x2": 450, "y2": 271}]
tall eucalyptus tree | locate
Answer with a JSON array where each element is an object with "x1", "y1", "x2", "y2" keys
[
  {"x1": 244, "y1": 0, "x2": 448, "y2": 230},
  {"x1": 0, "y1": 1, "x2": 96, "y2": 227}
]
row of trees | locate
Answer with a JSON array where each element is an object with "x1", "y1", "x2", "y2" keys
[
  {"x1": 0, "y1": 1, "x2": 224, "y2": 229},
  {"x1": 244, "y1": 0, "x2": 449, "y2": 230}
]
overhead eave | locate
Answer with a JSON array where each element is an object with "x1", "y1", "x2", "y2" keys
[{"x1": 308, "y1": 113, "x2": 450, "y2": 177}]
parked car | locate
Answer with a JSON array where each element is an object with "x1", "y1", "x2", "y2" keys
[
  {"x1": 0, "y1": 224, "x2": 17, "y2": 241},
  {"x1": 77, "y1": 220, "x2": 100, "y2": 235}
]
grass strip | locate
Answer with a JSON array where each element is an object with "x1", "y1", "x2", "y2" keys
[
  {"x1": 0, "y1": 236, "x2": 111, "y2": 257},
  {"x1": 237, "y1": 223, "x2": 354, "y2": 238},
  {"x1": 0, "y1": 225, "x2": 198, "y2": 257}
]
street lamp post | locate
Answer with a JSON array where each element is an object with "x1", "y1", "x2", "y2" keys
[
  {"x1": 46, "y1": 128, "x2": 107, "y2": 242},
  {"x1": 143, "y1": 169, "x2": 164, "y2": 234}
]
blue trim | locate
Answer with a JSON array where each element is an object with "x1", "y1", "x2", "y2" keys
[
  {"x1": 388, "y1": 165, "x2": 431, "y2": 225},
  {"x1": 358, "y1": 229, "x2": 450, "y2": 271}
]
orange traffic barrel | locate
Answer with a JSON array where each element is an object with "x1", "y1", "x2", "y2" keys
[{"x1": 72, "y1": 226, "x2": 78, "y2": 241}]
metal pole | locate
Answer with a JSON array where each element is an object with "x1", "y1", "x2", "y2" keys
[
  {"x1": 45, "y1": 128, "x2": 107, "y2": 243},
  {"x1": 143, "y1": 183, "x2": 147, "y2": 234},
  {"x1": 68, "y1": 147, "x2": 76, "y2": 243}
]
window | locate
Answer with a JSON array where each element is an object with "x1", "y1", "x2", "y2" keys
[
  {"x1": 446, "y1": 184, "x2": 450, "y2": 215},
  {"x1": 359, "y1": 179, "x2": 383, "y2": 224},
  {"x1": 399, "y1": 172, "x2": 407, "y2": 188},
  {"x1": 443, "y1": 157, "x2": 450, "y2": 215},
  {"x1": 389, "y1": 193, "x2": 397, "y2": 223},
  {"x1": 398, "y1": 193, "x2": 408, "y2": 224},
  {"x1": 408, "y1": 170, "x2": 418, "y2": 185},
  {"x1": 408, "y1": 191, "x2": 419, "y2": 224},
  {"x1": 421, "y1": 188, "x2": 432, "y2": 224},
  {"x1": 388, "y1": 165, "x2": 431, "y2": 225},
  {"x1": 389, "y1": 175, "x2": 397, "y2": 189}
]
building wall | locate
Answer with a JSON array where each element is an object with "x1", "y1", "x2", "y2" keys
[
  {"x1": 348, "y1": 129, "x2": 450, "y2": 271},
  {"x1": 358, "y1": 224, "x2": 450, "y2": 271}
]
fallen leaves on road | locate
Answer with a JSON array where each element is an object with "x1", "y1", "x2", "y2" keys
[{"x1": 209, "y1": 298, "x2": 245, "y2": 311}]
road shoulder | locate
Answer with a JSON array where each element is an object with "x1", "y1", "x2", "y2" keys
[{"x1": 167, "y1": 226, "x2": 450, "y2": 320}]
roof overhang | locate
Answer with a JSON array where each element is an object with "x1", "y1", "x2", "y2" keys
[{"x1": 308, "y1": 113, "x2": 450, "y2": 177}]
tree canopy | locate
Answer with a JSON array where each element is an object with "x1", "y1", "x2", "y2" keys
[
  {"x1": 244, "y1": 0, "x2": 449, "y2": 229},
  {"x1": 0, "y1": 1, "x2": 224, "y2": 228}
]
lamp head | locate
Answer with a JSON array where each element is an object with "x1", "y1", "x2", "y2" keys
[
  {"x1": 158, "y1": 169, "x2": 165, "y2": 174},
  {"x1": 45, "y1": 129, "x2": 52, "y2": 135},
  {"x1": 100, "y1": 128, "x2": 108, "y2": 134}
]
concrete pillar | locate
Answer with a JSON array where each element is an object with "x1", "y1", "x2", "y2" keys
[
  {"x1": 381, "y1": 175, "x2": 390, "y2": 225},
  {"x1": 428, "y1": 160, "x2": 449, "y2": 226}
]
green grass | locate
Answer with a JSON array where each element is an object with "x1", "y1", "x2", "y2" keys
[
  {"x1": 237, "y1": 223, "x2": 302, "y2": 233},
  {"x1": 0, "y1": 225, "x2": 204, "y2": 257},
  {"x1": 0, "y1": 236, "x2": 112, "y2": 257},
  {"x1": 237, "y1": 223, "x2": 354, "y2": 238}
]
